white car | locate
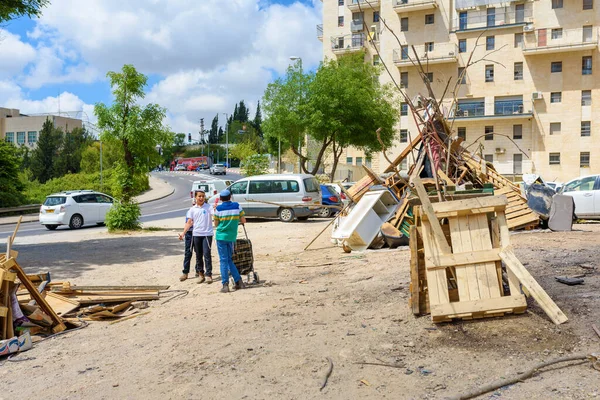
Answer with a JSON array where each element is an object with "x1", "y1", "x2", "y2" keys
[
  {"x1": 210, "y1": 163, "x2": 227, "y2": 175},
  {"x1": 190, "y1": 179, "x2": 232, "y2": 199},
  {"x1": 560, "y1": 175, "x2": 600, "y2": 220},
  {"x1": 39, "y1": 190, "x2": 115, "y2": 230}
]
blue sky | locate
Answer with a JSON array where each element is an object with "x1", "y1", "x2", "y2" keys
[{"x1": 0, "y1": 0, "x2": 323, "y2": 136}]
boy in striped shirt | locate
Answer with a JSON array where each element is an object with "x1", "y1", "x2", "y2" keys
[{"x1": 213, "y1": 189, "x2": 246, "y2": 293}]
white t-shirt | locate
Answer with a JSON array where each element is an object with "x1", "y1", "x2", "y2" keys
[{"x1": 188, "y1": 203, "x2": 214, "y2": 236}]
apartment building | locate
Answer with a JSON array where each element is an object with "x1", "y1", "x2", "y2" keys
[
  {"x1": 319, "y1": 0, "x2": 599, "y2": 182},
  {"x1": 1, "y1": 107, "x2": 83, "y2": 148}
]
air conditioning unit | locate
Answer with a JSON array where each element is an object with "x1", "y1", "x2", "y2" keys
[
  {"x1": 523, "y1": 24, "x2": 535, "y2": 33},
  {"x1": 532, "y1": 91, "x2": 543, "y2": 100},
  {"x1": 495, "y1": 148, "x2": 506, "y2": 154}
]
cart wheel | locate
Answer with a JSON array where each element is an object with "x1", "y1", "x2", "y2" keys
[{"x1": 253, "y1": 272, "x2": 260, "y2": 284}]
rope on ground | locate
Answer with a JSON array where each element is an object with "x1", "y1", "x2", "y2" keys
[{"x1": 160, "y1": 289, "x2": 189, "y2": 305}]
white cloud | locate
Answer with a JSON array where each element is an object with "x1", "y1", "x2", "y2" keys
[{"x1": 0, "y1": 30, "x2": 36, "y2": 77}]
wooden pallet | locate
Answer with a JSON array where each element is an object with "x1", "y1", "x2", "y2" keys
[{"x1": 494, "y1": 186, "x2": 540, "y2": 230}]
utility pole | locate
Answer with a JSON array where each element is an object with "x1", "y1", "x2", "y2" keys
[
  {"x1": 200, "y1": 118, "x2": 204, "y2": 156},
  {"x1": 222, "y1": 112, "x2": 229, "y2": 168}
]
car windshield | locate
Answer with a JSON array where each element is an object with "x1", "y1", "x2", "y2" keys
[
  {"x1": 44, "y1": 196, "x2": 66, "y2": 206},
  {"x1": 303, "y1": 177, "x2": 320, "y2": 193}
]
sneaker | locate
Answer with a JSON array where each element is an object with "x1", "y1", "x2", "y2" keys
[
  {"x1": 205, "y1": 276, "x2": 213, "y2": 284},
  {"x1": 220, "y1": 284, "x2": 230, "y2": 293},
  {"x1": 197, "y1": 273, "x2": 205, "y2": 284},
  {"x1": 234, "y1": 280, "x2": 245, "y2": 290},
  {"x1": 179, "y1": 274, "x2": 188, "y2": 282}
]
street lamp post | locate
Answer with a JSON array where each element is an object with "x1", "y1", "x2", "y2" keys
[{"x1": 222, "y1": 112, "x2": 229, "y2": 168}]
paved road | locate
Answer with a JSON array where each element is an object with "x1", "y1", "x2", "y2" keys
[{"x1": 0, "y1": 171, "x2": 242, "y2": 238}]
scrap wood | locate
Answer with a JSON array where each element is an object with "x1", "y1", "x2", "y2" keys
[
  {"x1": 108, "y1": 311, "x2": 150, "y2": 325},
  {"x1": 43, "y1": 292, "x2": 80, "y2": 316},
  {"x1": 592, "y1": 324, "x2": 600, "y2": 339},
  {"x1": 51, "y1": 284, "x2": 170, "y2": 293},
  {"x1": 450, "y1": 353, "x2": 594, "y2": 400}
]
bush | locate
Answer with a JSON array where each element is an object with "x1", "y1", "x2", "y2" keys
[
  {"x1": 105, "y1": 201, "x2": 141, "y2": 231},
  {"x1": 241, "y1": 154, "x2": 269, "y2": 177}
]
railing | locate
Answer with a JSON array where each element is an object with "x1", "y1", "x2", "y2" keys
[
  {"x1": 331, "y1": 34, "x2": 366, "y2": 52},
  {"x1": 494, "y1": 100, "x2": 528, "y2": 115},
  {"x1": 0, "y1": 204, "x2": 41, "y2": 215},
  {"x1": 393, "y1": 0, "x2": 437, "y2": 8},
  {"x1": 317, "y1": 24, "x2": 323, "y2": 39},
  {"x1": 453, "y1": 100, "x2": 532, "y2": 118},
  {"x1": 456, "y1": 0, "x2": 530, "y2": 10},
  {"x1": 348, "y1": 0, "x2": 380, "y2": 8},
  {"x1": 523, "y1": 27, "x2": 599, "y2": 52},
  {"x1": 393, "y1": 42, "x2": 457, "y2": 64},
  {"x1": 455, "y1": 6, "x2": 532, "y2": 31}
]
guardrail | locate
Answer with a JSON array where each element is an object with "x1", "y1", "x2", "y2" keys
[{"x1": 0, "y1": 204, "x2": 41, "y2": 214}]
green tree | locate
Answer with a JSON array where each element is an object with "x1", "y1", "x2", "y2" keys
[
  {"x1": 209, "y1": 114, "x2": 219, "y2": 144},
  {"x1": 30, "y1": 118, "x2": 62, "y2": 183},
  {"x1": 54, "y1": 126, "x2": 93, "y2": 176},
  {"x1": 0, "y1": 142, "x2": 25, "y2": 207},
  {"x1": 241, "y1": 154, "x2": 269, "y2": 177},
  {"x1": 0, "y1": 0, "x2": 49, "y2": 22},
  {"x1": 229, "y1": 140, "x2": 258, "y2": 164},
  {"x1": 252, "y1": 100, "x2": 263, "y2": 139},
  {"x1": 94, "y1": 64, "x2": 171, "y2": 229}
]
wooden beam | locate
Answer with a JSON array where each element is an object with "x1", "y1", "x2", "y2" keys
[
  {"x1": 430, "y1": 195, "x2": 508, "y2": 215},
  {"x1": 430, "y1": 294, "x2": 527, "y2": 319},
  {"x1": 384, "y1": 135, "x2": 422, "y2": 173},
  {"x1": 9, "y1": 216, "x2": 23, "y2": 247},
  {"x1": 426, "y1": 248, "x2": 501, "y2": 270},
  {"x1": 411, "y1": 177, "x2": 451, "y2": 254},
  {"x1": 499, "y1": 246, "x2": 568, "y2": 325}
]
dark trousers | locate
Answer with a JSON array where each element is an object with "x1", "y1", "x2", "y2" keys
[
  {"x1": 193, "y1": 236, "x2": 213, "y2": 277},
  {"x1": 182, "y1": 231, "x2": 195, "y2": 274}
]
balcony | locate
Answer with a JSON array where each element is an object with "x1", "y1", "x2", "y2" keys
[
  {"x1": 317, "y1": 24, "x2": 323, "y2": 41},
  {"x1": 456, "y1": 0, "x2": 532, "y2": 10},
  {"x1": 393, "y1": 43, "x2": 458, "y2": 67},
  {"x1": 331, "y1": 34, "x2": 366, "y2": 54},
  {"x1": 455, "y1": 6, "x2": 532, "y2": 32},
  {"x1": 523, "y1": 27, "x2": 599, "y2": 56},
  {"x1": 393, "y1": 0, "x2": 438, "y2": 13},
  {"x1": 452, "y1": 99, "x2": 532, "y2": 120},
  {"x1": 347, "y1": 0, "x2": 380, "y2": 11}
]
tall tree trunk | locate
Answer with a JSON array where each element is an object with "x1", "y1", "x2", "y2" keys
[
  {"x1": 122, "y1": 137, "x2": 135, "y2": 202},
  {"x1": 329, "y1": 135, "x2": 344, "y2": 182}
]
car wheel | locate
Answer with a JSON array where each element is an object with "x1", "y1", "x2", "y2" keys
[
  {"x1": 278, "y1": 208, "x2": 295, "y2": 223},
  {"x1": 318, "y1": 207, "x2": 332, "y2": 218},
  {"x1": 45, "y1": 225, "x2": 58, "y2": 230},
  {"x1": 69, "y1": 214, "x2": 84, "y2": 229}
]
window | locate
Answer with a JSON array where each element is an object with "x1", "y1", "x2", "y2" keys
[
  {"x1": 17, "y1": 132, "x2": 25, "y2": 145},
  {"x1": 564, "y1": 175, "x2": 596, "y2": 191},
  {"x1": 425, "y1": 42, "x2": 434, "y2": 52},
  {"x1": 425, "y1": 72, "x2": 433, "y2": 83},
  {"x1": 5, "y1": 132, "x2": 14, "y2": 143},
  {"x1": 514, "y1": 62, "x2": 523, "y2": 80},
  {"x1": 485, "y1": 126, "x2": 494, "y2": 140},
  {"x1": 581, "y1": 121, "x2": 591, "y2": 136},
  {"x1": 303, "y1": 177, "x2": 320, "y2": 193},
  {"x1": 230, "y1": 181, "x2": 248, "y2": 195},
  {"x1": 400, "y1": 129, "x2": 408, "y2": 143},
  {"x1": 459, "y1": 11, "x2": 467, "y2": 30},
  {"x1": 514, "y1": 33, "x2": 524, "y2": 48},
  {"x1": 27, "y1": 131, "x2": 37, "y2": 144},
  {"x1": 356, "y1": 157, "x2": 363, "y2": 166},
  {"x1": 486, "y1": 7, "x2": 495, "y2": 27},
  {"x1": 513, "y1": 154, "x2": 523, "y2": 175},
  {"x1": 249, "y1": 181, "x2": 272, "y2": 194},
  {"x1": 346, "y1": 157, "x2": 353, "y2": 164},
  {"x1": 549, "y1": 153, "x2": 561, "y2": 165},
  {"x1": 459, "y1": 39, "x2": 467, "y2": 53},
  {"x1": 373, "y1": 55, "x2": 380, "y2": 66},
  {"x1": 582, "y1": 56, "x2": 592, "y2": 75},
  {"x1": 550, "y1": 122, "x2": 561, "y2": 135},
  {"x1": 401, "y1": 103, "x2": 408, "y2": 116},
  {"x1": 584, "y1": 25, "x2": 593, "y2": 42},
  {"x1": 550, "y1": 92, "x2": 562, "y2": 103},
  {"x1": 515, "y1": 4, "x2": 525, "y2": 23},
  {"x1": 458, "y1": 67, "x2": 466, "y2": 84},
  {"x1": 373, "y1": 11, "x2": 380, "y2": 22},
  {"x1": 365, "y1": 157, "x2": 372, "y2": 168},
  {"x1": 425, "y1": 14, "x2": 434, "y2": 24},
  {"x1": 551, "y1": 28, "x2": 563, "y2": 40},
  {"x1": 551, "y1": 61, "x2": 562, "y2": 73},
  {"x1": 401, "y1": 72, "x2": 408, "y2": 88},
  {"x1": 338, "y1": 0, "x2": 344, "y2": 5},
  {"x1": 580, "y1": 152, "x2": 591, "y2": 167},
  {"x1": 484, "y1": 154, "x2": 494, "y2": 163},
  {"x1": 401, "y1": 45, "x2": 409, "y2": 60},
  {"x1": 583, "y1": 0, "x2": 593, "y2": 10},
  {"x1": 582, "y1": 90, "x2": 592, "y2": 106},
  {"x1": 457, "y1": 127, "x2": 466, "y2": 140},
  {"x1": 552, "y1": 0, "x2": 563, "y2": 8},
  {"x1": 401, "y1": 17, "x2": 408, "y2": 32},
  {"x1": 338, "y1": 16, "x2": 344, "y2": 27},
  {"x1": 486, "y1": 36, "x2": 495, "y2": 50},
  {"x1": 513, "y1": 124, "x2": 523, "y2": 139},
  {"x1": 485, "y1": 65, "x2": 494, "y2": 82},
  {"x1": 273, "y1": 180, "x2": 299, "y2": 193}
]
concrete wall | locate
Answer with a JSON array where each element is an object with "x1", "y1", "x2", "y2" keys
[{"x1": 1, "y1": 110, "x2": 83, "y2": 148}]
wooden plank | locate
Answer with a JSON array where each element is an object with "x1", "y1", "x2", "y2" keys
[
  {"x1": 61, "y1": 294, "x2": 160, "y2": 304},
  {"x1": 436, "y1": 169, "x2": 454, "y2": 185},
  {"x1": 0, "y1": 306, "x2": 7, "y2": 318},
  {"x1": 412, "y1": 178, "x2": 451, "y2": 254},
  {"x1": 495, "y1": 211, "x2": 522, "y2": 296},
  {"x1": 506, "y1": 208, "x2": 537, "y2": 219},
  {"x1": 421, "y1": 220, "x2": 450, "y2": 306},
  {"x1": 9, "y1": 216, "x2": 23, "y2": 247},
  {"x1": 384, "y1": 135, "x2": 421, "y2": 173},
  {"x1": 3, "y1": 258, "x2": 66, "y2": 333},
  {"x1": 44, "y1": 292, "x2": 81, "y2": 316},
  {"x1": 499, "y1": 246, "x2": 568, "y2": 325},
  {"x1": 430, "y1": 294, "x2": 527, "y2": 320},
  {"x1": 471, "y1": 213, "x2": 502, "y2": 299},
  {"x1": 409, "y1": 225, "x2": 421, "y2": 315},
  {"x1": 507, "y1": 213, "x2": 540, "y2": 230},
  {"x1": 449, "y1": 217, "x2": 471, "y2": 301},
  {"x1": 429, "y1": 206, "x2": 503, "y2": 219},
  {"x1": 51, "y1": 285, "x2": 169, "y2": 292},
  {"x1": 430, "y1": 195, "x2": 508, "y2": 215},
  {"x1": 426, "y1": 248, "x2": 501, "y2": 270}
]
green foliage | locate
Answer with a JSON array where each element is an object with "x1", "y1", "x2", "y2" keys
[
  {"x1": 252, "y1": 101, "x2": 263, "y2": 139},
  {"x1": 0, "y1": 142, "x2": 26, "y2": 207},
  {"x1": 230, "y1": 141, "x2": 258, "y2": 163},
  {"x1": 209, "y1": 115, "x2": 219, "y2": 144},
  {"x1": 105, "y1": 201, "x2": 141, "y2": 231},
  {"x1": 0, "y1": 0, "x2": 49, "y2": 23},
  {"x1": 241, "y1": 154, "x2": 269, "y2": 177},
  {"x1": 54, "y1": 127, "x2": 93, "y2": 176},
  {"x1": 30, "y1": 119, "x2": 62, "y2": 183}
]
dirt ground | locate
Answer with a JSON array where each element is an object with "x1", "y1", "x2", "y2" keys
[{"x1": 2, "y1": 218, "x2": 600, "y2": 400}]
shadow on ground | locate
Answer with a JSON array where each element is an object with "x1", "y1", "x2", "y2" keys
[{"x1": 0, "y1": 235, "x2": 182, "y2": 279}]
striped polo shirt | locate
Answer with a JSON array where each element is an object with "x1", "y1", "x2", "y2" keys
[{"x1": 214, "y1": 201, "x2": 245, "y2": 242}]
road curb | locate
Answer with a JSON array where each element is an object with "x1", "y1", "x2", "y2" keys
[{"x1": 136, "y1": 185, "x2": 175, "y2": 205}]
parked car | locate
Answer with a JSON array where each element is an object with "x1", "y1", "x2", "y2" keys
[
  {"x1": 545, "y1": 182, "x2": 563, "y2": 192},
  {"x1": 328, "y1": 183, "x2": 351, "y2": 207},
  {"x1": 207, "y1": 174, "x2": 321, "y2": 222},
  {"x1": 175, "y1": 164, "x2": 187, "y2": 171},
  {"x1": 187, "y1": 163, "x2": 199, "y2": 171},
  {"x1": 190, "y1": 179, "x2": 232, "y2": 199},
  {"x1": 318, "y1": 184, "x2": 343, "y2": 218},
  {"x1": 210, "y1": 163, "x2": 227, "y2": 175},
  {"x1": 39, "y1": 190, "x2": 115, "y2": 230},
  {"x1": 560, "y1": 174, "x2": 600, "y2": 220}
]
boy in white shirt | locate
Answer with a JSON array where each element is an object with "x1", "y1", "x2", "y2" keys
[{"x1": 179, "y1": 190, "x2": 214, "y2": 284}]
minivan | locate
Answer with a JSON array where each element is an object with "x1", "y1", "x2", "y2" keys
[{"x1": 208, "y1": 174, "x2": 322, "y2": 222}]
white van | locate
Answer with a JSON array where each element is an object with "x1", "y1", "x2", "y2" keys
[
  {"x1": 209, "y1": 174, "x2": 321, "y2": 222},
  {"x1": 190, "y1": 179, "x2": 232, "y2": 199}
]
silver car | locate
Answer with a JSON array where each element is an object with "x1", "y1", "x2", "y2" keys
[{"x1": 210, "y1": 164, "x2": 226, "y2": 175}]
